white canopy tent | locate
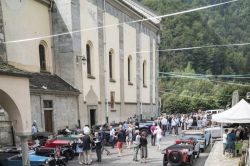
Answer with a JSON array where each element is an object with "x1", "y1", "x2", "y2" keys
[{"x1": 212, "y1": 99, "x2": 250, "y2": 123}]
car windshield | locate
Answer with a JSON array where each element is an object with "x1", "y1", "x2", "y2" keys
[{"x1": 181, "y1": 134, "x2": 204, "y2": 139}]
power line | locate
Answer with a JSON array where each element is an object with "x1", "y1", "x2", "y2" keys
[
  {"x1": 0, "y1": 0, "x2": 238, "y2": 44},
  {"x1": 159, "y1": 71, "x2": 250, "y2": 79},
  {"x1": 159, "y1": 74, "x2": 250, "y2": 87},
  {"x1": 159, "y1": 91, "x2": 223, "y2": 102}
]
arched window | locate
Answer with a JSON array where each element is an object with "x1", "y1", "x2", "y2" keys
[
  {"x1": 39, "y1": 43, "x2": 47, "y2": 71},
  {"x1": 128, "y1": 55, "x2": 132, "y2": 83},
  {"x1": 86, "y1": 43, "x2": 91, "y2": 75},
  {"x1": 143, "y1": 60, "x2": 146, "y2": 86},
  {"x1": 109, "y1": 50, "x2": 113, "y2": 79}
]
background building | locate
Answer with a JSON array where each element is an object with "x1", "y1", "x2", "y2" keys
[{"x1": 0, "y1": 0, "x2": 160, "y2": 133}]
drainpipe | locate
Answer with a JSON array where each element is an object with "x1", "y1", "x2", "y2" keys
[
  {"x1": 103, "y1": 0, "x2": 109, "y2": 124},
  {"x1": 48, "y1": 0, "x2": 57, "y2": 74}
]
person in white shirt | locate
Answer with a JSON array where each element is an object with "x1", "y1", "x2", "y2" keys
[
  {"x1": 154, "y1": 126, "x2": 162, "y2": 150},
  {"x1": 187, "y1": 117, "x2": 193, "y2": 130},
  {"x1": 223, "y1": 129, "x2": 229, "y2": 155},
  {"x1": 161, "y1": 117, "x2": 168, "y2": 136},
  {"x1": 197, "y1": 117, "x2": 202, "y2": 129}
]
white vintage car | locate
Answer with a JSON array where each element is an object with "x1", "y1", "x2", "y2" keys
[{"x1": 204, "y1": 126, "x2": 222, "y2": 138}]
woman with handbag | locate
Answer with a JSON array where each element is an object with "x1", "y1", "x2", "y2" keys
[{"x1": 76, "y1": 134, "x2": 84, "y2": 164}]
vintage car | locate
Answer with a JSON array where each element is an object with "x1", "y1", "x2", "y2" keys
[
  {"x1": 162, "y1": 144, "x2": 197, "y2": 166},
  {"x1": 35, "y1": 147, "x2": 74, "y2": 161},
  {"x1": 0, "y1": 151, "x2": 55, "y2": 166},
  {"x1": 182, "y1": 130, "x2": 211, "y2": 152},
  {"x1": 175, "y1": 137, "x2": 200, "y2": 158},
  {"x1": 56, "y1": 134, "x2": 81, "y2": 141},
  {"x1": 139, "y1": 121, "x2": 154, "y2": 135},
  {"x1": 31, "y1": 132, "x2": 53, "y2": 146},
  {"x1": 44, "y1": 140, "x2": 71, "y2": 148}
]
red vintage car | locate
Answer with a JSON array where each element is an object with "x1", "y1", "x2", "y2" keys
[{"x1": 45, "y1": 139, "x2": 71, "y2": 148}]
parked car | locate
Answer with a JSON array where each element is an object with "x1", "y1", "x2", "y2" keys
[
  {"x1": 0, "y1": 151, "x2": 55, "y2": 166},
  {"x1": 44, "y1": 140, "x2": 71, "y2": 148},
  {"x1": 162, "y1": 143, "x2": 197, "y2": 166},
  {"x1": 181, "y1": 130, "x2": 211, "y2": 152},
  {"x1": 139, "y1": 121, "x2": 154, "y2": 135},
  {"x1": 35, "y1": 147, "x2": 74, "y2": 161},
  {"x1": 204, "y1": 126, "x2": 222, "y2": 138},
  {"x1": 32, "y1": 132, "x2": 53, "y2": 146},
  {"x1": 175, "y1": 137, "x2": 200, "y2": 158}
]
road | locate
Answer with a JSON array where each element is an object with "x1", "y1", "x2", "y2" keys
[{"x1": 67, "y1": 133, "x2": 211, "y2": 166}]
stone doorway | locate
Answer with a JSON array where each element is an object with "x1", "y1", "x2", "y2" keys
[
  {"x1": 90, "y1": 109, "x2": 96, "y2": 128},
  {"x1": 44, "y1": 110, "x2": 53, "y2": 132}
]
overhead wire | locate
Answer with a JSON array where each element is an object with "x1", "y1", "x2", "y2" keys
[{"x1": 0, "y1": 0, "x2": 238, "y2": 44}]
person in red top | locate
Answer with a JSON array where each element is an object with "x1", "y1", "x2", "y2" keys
[{"x1": 150, "y1": 123, "x2": 156, "y2": 146}]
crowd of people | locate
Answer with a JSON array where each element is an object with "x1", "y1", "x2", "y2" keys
[
  {"x1": 32, "y1": 112, "x2": 230, "y2": 165},
  {"x1": 222, "y1": 125, "x2": 249, "y2": 157},
  {"x1": 72, "y1": 113, "x2": 211, "y2": 165}
]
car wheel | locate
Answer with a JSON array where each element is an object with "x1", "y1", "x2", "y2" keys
[
  {"x1": 163, "y1": 155, "x2": 168, "y2": 166},
  {"x1": 140, "y1": 129, "x2": 148, "y2": 135},
  {"x1": 201, "y1": 148, "x2": 205, "y2": 153},
  {"x1": 189, "y1": 155, "x2": 194, "y2": 166},
  {"x1": 168, "y1": 151, "x2": 182, "y2": 165}
]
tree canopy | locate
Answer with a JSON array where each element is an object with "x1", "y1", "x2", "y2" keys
[{"x1": 139, "y1": 0, "x2": 250, "y2": 113}]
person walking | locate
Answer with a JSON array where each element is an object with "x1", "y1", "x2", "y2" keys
[
  {"x1": 161, "y1": 117, "x2": 168, "y2": 136},
  {"x1": 99, "y1": 126, "x2": 110, "y2": 155},
  {"x1": 126, "y1": 124, "x2": 133, "y2": 149},
  {"x1": 150, "y1": 123, "x2": 156, "y2": 146},
  {"x1": 82, "y1": 127, "x2": 92, "y2": 165},
  {"x1": 223, "y1": 129, "x2": 229, "y2": 155},
  {"x1": 132, "y1": 130, "x2": 141, "y2": 162},
  {"x1": 155, "y1": 126, "x2": 162, "y2": 151},
  {"x1": 140, "y1": 131, "x2": 148, "y2": 163},
  {"x1": 76, "y1": 134, "x2": 84, "y2": 164},
  {"x1": 94, "y1": 132, "x2": 102, "y2": 162},
  {"x1": 116, "y1": 127, "x2": 124, "y2": 157},
  {"x1": 109, "y1": 125, "x2": 115, "y2": 149}
]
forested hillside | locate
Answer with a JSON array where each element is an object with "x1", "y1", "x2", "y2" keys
[{"x1": 139, "y1": 0, "x2": 250, "y2": 113}]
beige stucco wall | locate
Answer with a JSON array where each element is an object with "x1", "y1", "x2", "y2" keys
[
  {"x1": 0, "y1": 75, "x2": 31, "y2": 135},
  {"x1": 123, "y1": 24, "x2": 137, "y2": 103},
  {"x1": 105, "y1": 13, "x2": 121, "y2": 102},
  {"x1": 30, "y1": 94, "x2": 78, "y2": 132},
  {"x1": 141, "y1": 32, "x2": 150, "y2": 103},
  {"x1": 80, "y1": 0, "x2": 100, "y2": 102},
  {"x1": 2, "y1": 0, "x2": 53, "y2": 73}
]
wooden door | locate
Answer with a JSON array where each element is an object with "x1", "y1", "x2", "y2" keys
[
  {"x1": 90, "y1": 109, "x2": 96, "y2": 128},
  {"x1": 44, "y1": 110, "x2": 53, "y2": 132}
]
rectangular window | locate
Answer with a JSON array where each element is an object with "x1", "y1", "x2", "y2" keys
[
  {"x1": 43, "y1": 100, "x2": 53, "y2": 108},
  {"x1": 109, "y1": 52, "x2": 113, "y2": 79},
  {"x1": 110, "y1": 92, "x2": 115, "y2": 109},
  {"x1": 86, "y1": 44, "x2": 91, "y2": 75},
  {"x1": 128, "y1": 58, "x2": 131, "y2": 82}
]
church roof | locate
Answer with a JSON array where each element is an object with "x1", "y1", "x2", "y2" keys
[
  {"x1": 0, "y1": 60, "x2": 30, "y2": 77},
  {"x1": 29, "y1": 72, "x2": 80, "y2": 95},
  {"x1": 121, "y1": 0, "x2": 161, "y2": 25}
]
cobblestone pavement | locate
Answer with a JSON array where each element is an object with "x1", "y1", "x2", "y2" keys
[{"x1": 67, "y1": 133, "x2": 210, "y2": 166}]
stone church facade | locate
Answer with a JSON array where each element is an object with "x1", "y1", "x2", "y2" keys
[{"x1": 0, "y1": 0, "x2": 160, "y2": 132}]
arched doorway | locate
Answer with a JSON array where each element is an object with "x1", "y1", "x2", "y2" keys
[
  {"x1": 0, "y1": 89, "x2": 24, "y2": 133},
  {"x1": 0, "y1": 74, "x2": 32, "y2": 166}
]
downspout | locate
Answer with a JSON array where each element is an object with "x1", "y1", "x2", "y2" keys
[{"x1": 48, "y1": 0, "x2": 56, "y2": 74}]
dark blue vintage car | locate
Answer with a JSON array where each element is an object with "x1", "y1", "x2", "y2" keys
[{"x1": 0, "y1": 151, "x2": 54, "y2": 166}]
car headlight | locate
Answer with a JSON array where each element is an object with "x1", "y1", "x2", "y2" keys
[
  {"x1": 44, "y1": 158, "x2": 53, "y2": 165},
  {"x1": 199, "y1": 140, "x2": 205, "y2": 144}
]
